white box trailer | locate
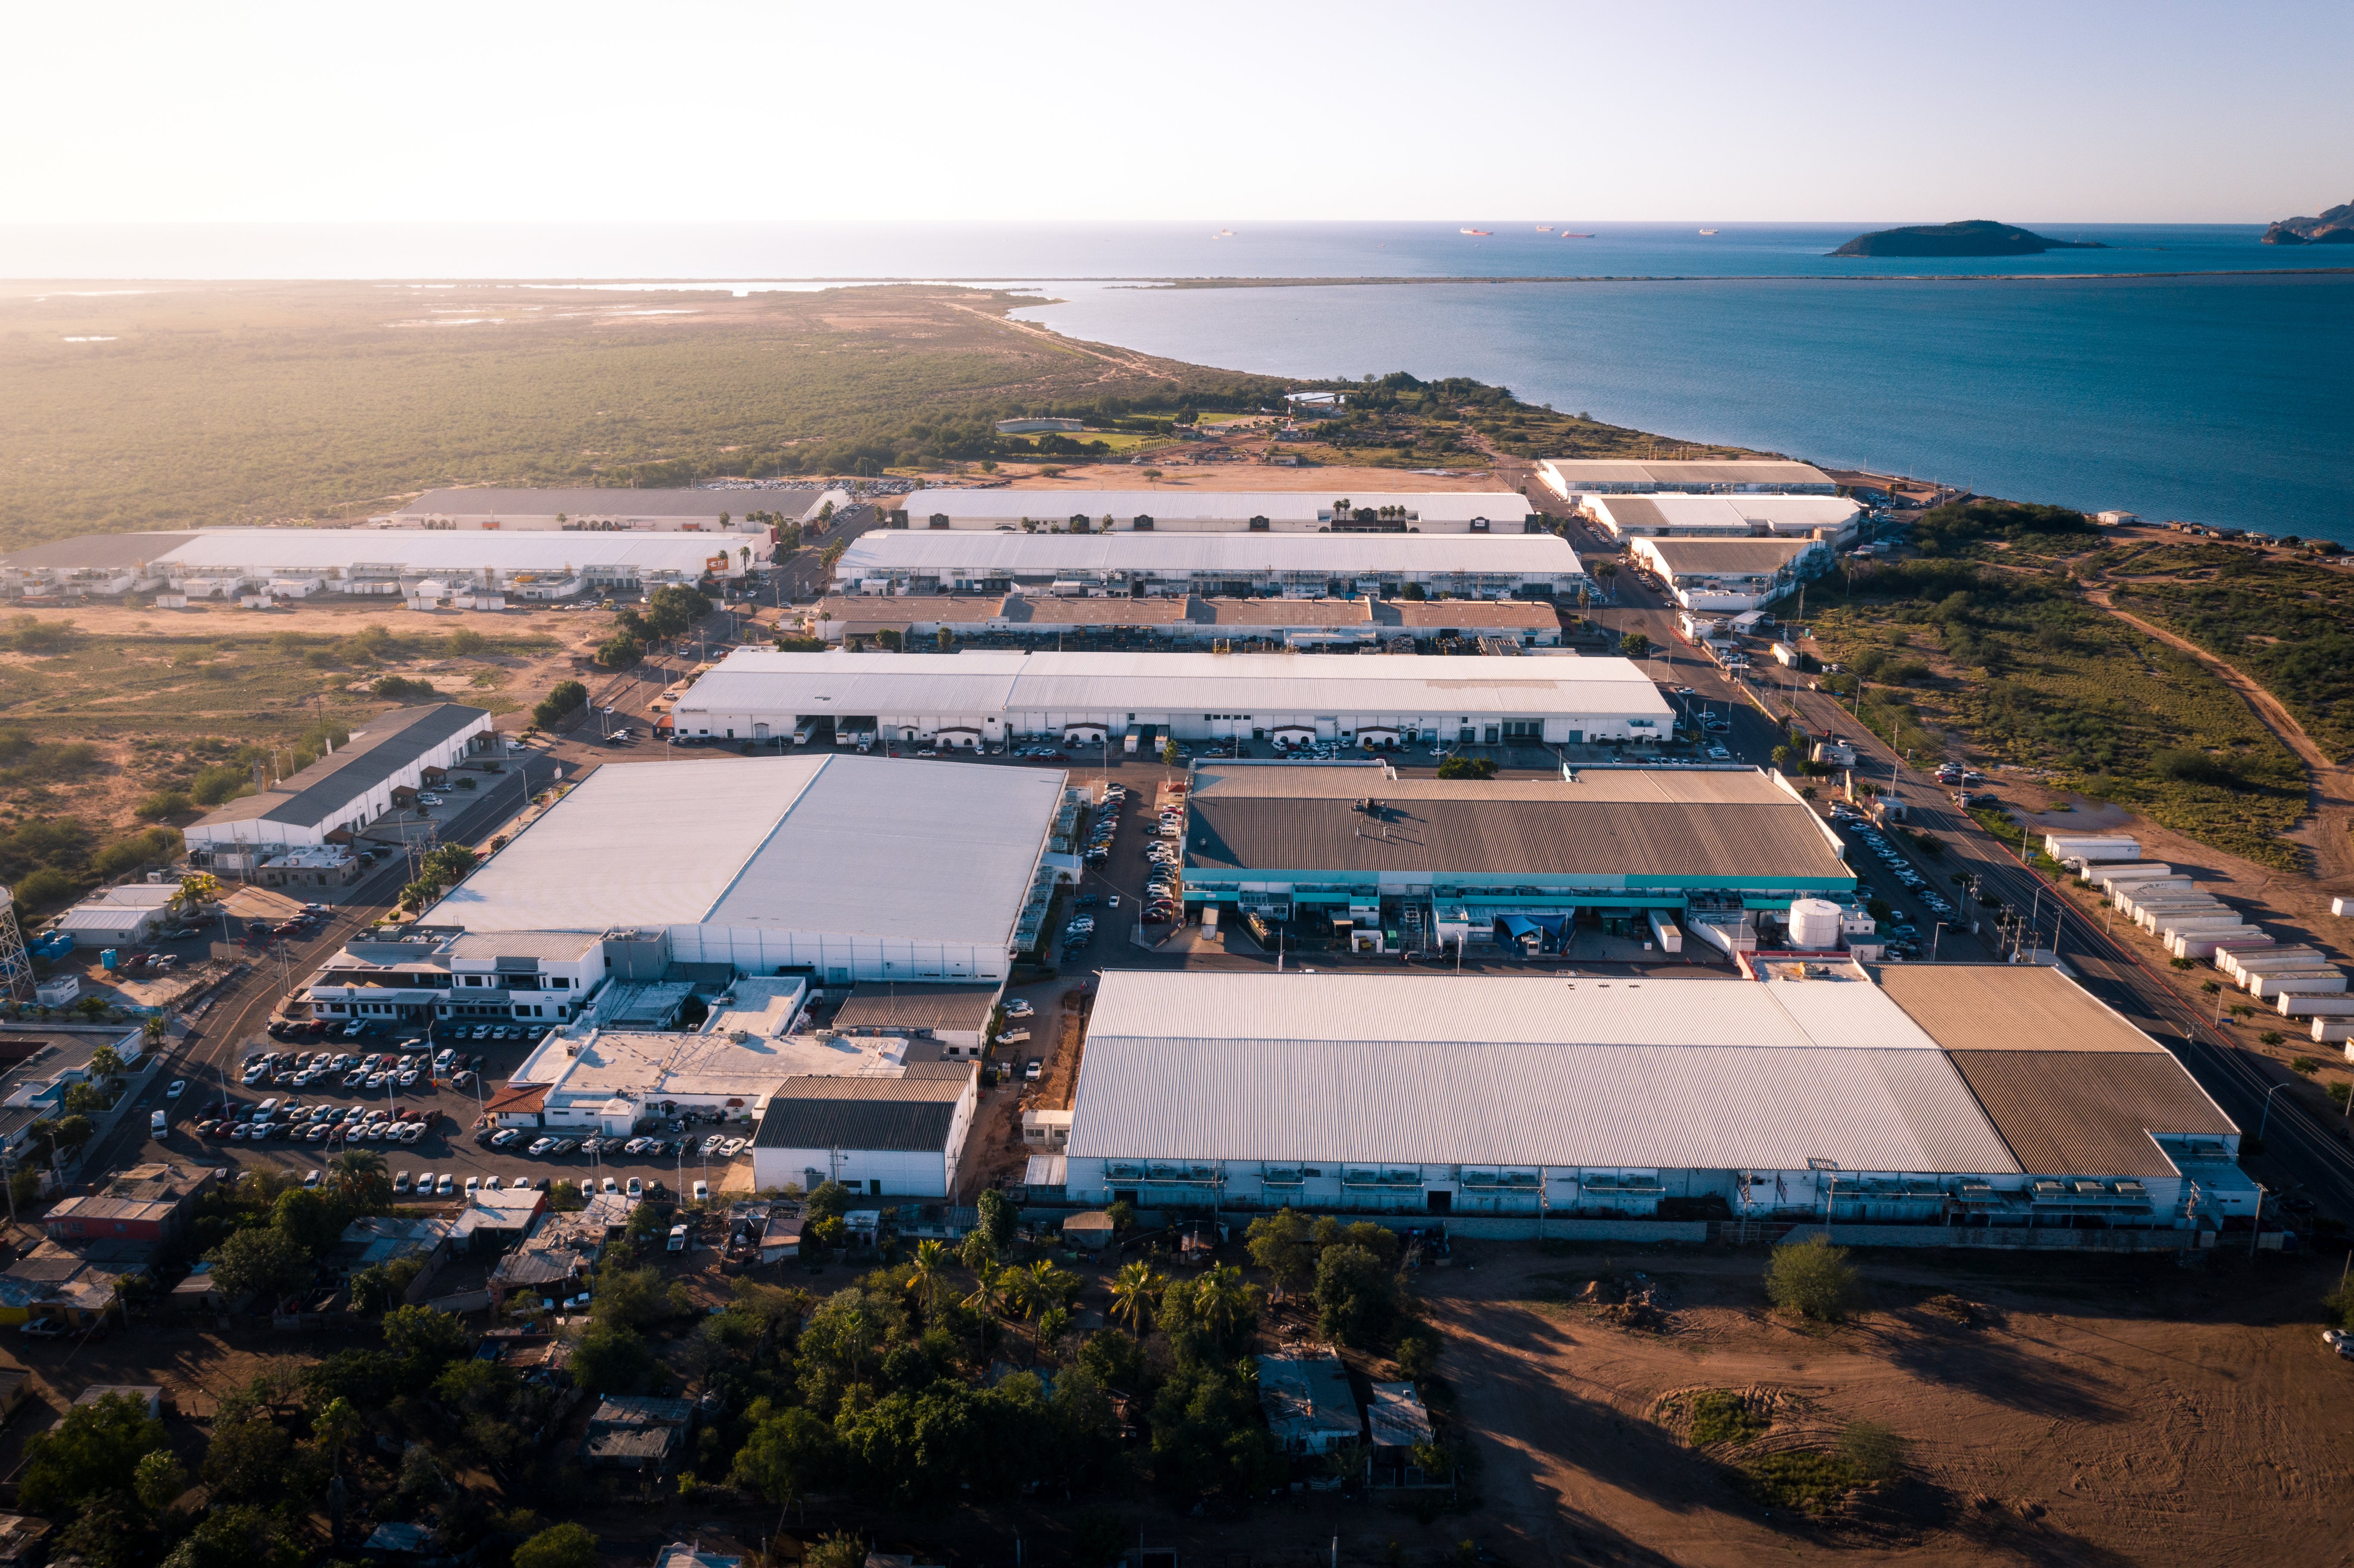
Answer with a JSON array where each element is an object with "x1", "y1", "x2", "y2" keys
[
  {"x1": 2249, "y1": 971, "x2": 2347, "y2": 1000},
  {"x1": 2320, "y1": 1020, "x2": 2354, "y2": 1046},
  {"x1": 2169, "y1": 928, "x2": 2268, "y2": 958},
  {"x1": 2223, "y1": 948, "x2": 2326, "y2": 980},
  {"x1": 1647, "y1": 909, "x2": 1683, "y2": 954},
  {"x1": 2280, "y1": 994, "x2": 2354, "y2": 1017},
  {"x1": 2333, "y1": 894, "x2": 2352, "y2": 918},
  {"x1": 2044, "y1": 834, "x2": 2140, "y2": 862}
]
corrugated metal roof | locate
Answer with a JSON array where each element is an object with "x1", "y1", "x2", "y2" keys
[
  {"x1": 158, "y1": 529, "x2": 739, "y2": 574},
  {"x1": 838, "y1": 533, "x2": 1582, "y2": 577},
  {"x1": 754, "y1": 1072, "x2": 969, "y2": 1154},
  {"x1": 682, "y1": 650, "x2": 1672, "y2": 723},
  {"x1": 1543, "y1": 460, "x2": 1835, "y2": 489},
  {"x1": 1083, "y1": 973, "x2": 1938, "y2": 1051},
  {"x1": 429, "y1": 753, "x2": 1059, "y2": 947},
  {"x1": 1376, "y1": 600, "x2": 1560, "y2": 628},
  {"x1": 1638, "y1": 538, "x2": 1820, "y2": 575},
  {"x1": 191, "y1": 704, "x2": 490, "y2": 830},
  {"x1": 1871, "y1": 964, "x2": 2167, "y2": 1055},
  {"x1": 1067, "y1": 1033, "x2": 2013, "y2": 1171},
  {"x1": 396, "y1": 488, "x2": 745, "y2": 520},
  {"x1": 832, "y1": 983, "x2": 1001, "y2": 1033},
  {"x1": 0, "y1": 532, "x2": 199, "y2": 570},
  {"x1": 1184, "y1": 777, "x2": 1850, "y2": 883},
  {"x1": 1603, "y1": 495, "x2": 1856, "y2": 529},
  {"x1": 901, "y1": 490, "x2": 1531, "y2": 523},
  {"x1": 1945, "y1": 1051, "x2": 2236, "y2": 1178}
]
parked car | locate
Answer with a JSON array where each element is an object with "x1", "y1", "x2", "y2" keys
[{"x1": 1023, "y1": 1057, "x2": 1043, "y2": 1081}]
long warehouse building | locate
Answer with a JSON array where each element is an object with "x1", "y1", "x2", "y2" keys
[
  {"x1": 1177, "y1": 762, "x2": 1855, "y2": 928},
  {"x1": 1062, "y1": 967, "x2": 2252, "y2": 1228},
  {"x1": 1536, "y1": 458, "x2": 1840, "y2": 498},
  {"x1": 831, "y1": 532, "x2": 1585, "y2": 599},
  {"x1": 881, "y1": 489, "x2": 1541, "y2": 534},
  {"x1": 672, "y1": 650, "x2": 1676, "y2": 749},
  {"x1": 423, "y1": 752, "x2": 1068, "y2": 983},
  {"x1": 377, "y1": 488, "x2": 794, "y2": 532},
  {"x1": 1, "y1": 528, "x2": 764, "y2": 603}
]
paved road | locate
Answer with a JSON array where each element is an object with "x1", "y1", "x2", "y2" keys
[{"x1": 86, "y1": 748, "x2": 564, "y2": 1183}]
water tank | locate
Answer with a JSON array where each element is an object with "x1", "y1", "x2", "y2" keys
[{"x1": 1788, "y1": 899, "x2": 1844, "y2": 950}]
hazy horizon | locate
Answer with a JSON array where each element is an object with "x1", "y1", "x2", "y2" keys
[{"x1": 4, "y1": 1, "x2": 2348, "y2": 227}]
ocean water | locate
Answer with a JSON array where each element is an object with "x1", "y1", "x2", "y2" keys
[
  {"x1": 1014, "y1": 271, "x2": 2354, "y2": 538},
  {"x1": 5, "y1": 220, "x2": 2347, "y2": 538}
]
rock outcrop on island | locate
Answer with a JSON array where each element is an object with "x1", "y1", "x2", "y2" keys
[
  {"x1": 2261, "y1": 201, "x2": 2354, "y2": 245},
  {"x1": 1828, "y1": 219, "x2": 2108, "y2": 258}
]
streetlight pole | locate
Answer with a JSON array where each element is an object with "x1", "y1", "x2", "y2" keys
[{"x1": 2257, "y1": 1082, "x2": 2289, "y2": 1142}]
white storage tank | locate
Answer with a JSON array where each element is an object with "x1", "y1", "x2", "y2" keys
[{"x1": 1787, "y1": 898, "x2": 1844, "y2": 950}]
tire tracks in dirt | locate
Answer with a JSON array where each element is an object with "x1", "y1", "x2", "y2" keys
[{"x1": 2082, "y1": 588, "x2": 2354, "y2": 886}]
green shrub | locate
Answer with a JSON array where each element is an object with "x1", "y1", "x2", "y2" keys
[
  {"x1": 1685, "y1": 1389, "x2": 1767, "y2": 1447},
  {"x1": 1763, "y1": 1235, "x2": 1860, "y2": 1322}
]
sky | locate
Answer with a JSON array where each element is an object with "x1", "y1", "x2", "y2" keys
[{"x1": 4, "y1": 0, "x2": 2349, "y2": 225}]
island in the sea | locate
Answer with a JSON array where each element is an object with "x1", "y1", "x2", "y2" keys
[
  {"x1": 1829, "y1": 219, "x2": 2108, "y2": 258},
  {"x1": 2261, "y1": 200, "x2": 2354, "y2": 245}
]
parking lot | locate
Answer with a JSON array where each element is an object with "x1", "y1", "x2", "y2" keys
[{"x1": 160, "y1": 1013, "x2": 758, "y2": 1201}]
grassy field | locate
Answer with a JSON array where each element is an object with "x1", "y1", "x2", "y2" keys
[
  {"x1": 0, "y1": 283, "x2": 1292, "y2": 546},
  {"x1": 0, "y1": 602, "x2": 607, "y2": 914},
  {"x1": 1807, "y1": 561, "x2": 2308, "y2": 870},
  {"x1": 2099, "y1": 541, "x2": 2354, "y2": 762}
]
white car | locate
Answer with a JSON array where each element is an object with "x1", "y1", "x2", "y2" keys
[
  {"x1": 165, "y1": 1080, "x2": 186, "y2": 1099},
  {"x1": 602, "y1": 1177, "x2": 618, "y2": 1195},
  {"x1": 2326, "y1": 1328, "x2": 2354, "y2": 1360},
  {"x1": 464, "y1": 1176, "x2": 480, "y2": 1194},
  {"x1": 416, "y1": 793, "x2": 444, "y2": 807},
  {"x1": 1003, "y1": 999, "x2": 1034, "y2": 1019},
  {"x1": 692, "y1": 1179, "x2": 710, "y2": 1203},
  {"x1": 722, "y1": 1137, "x2": 747, "y2": 1158},
  {"x1": 394, "y1": 1170, "x2": 412, "y2": 1192},
  {"x1": 625, "y1": 1177, "x2": 644, "y2": 1198},
  {"x1": 302, "y1": 1169, "x2": 322, "y2": 1188},
  {"x1": 435, "y1": 1173, "x2": 455, "y2": 1195}
]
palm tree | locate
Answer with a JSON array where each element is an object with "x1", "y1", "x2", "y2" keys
[
  {"x1": 1026, "y1": 1259, "x2": 1077, "y2": 1313},
  {"x1": 1196, "y1": 1263, "x2": 1251, "y2": 1340},
  {"x1": 87, "y1": 1044, "x2": 126, "y2": 1083},
  {"x1": 962, "y1": 1261, "x2": 1010, "y2": 1321},
  {"x1": 1108, "y1": 1261, "x2": 1164, "y2": 1340},
  {"x1": 957, "y1": 1229, "x2": 994, "y2": 1275},
  {"x1": 330, "y1": 1148, "x2": 387, "y2": 1202},
  {"x1": 906, "y1": 1239, "x2": 949, "y2": 1321}
]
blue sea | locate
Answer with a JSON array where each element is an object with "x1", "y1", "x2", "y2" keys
[{"x1": 6, "y1": 220, "x2": 2348, "y2": 538}]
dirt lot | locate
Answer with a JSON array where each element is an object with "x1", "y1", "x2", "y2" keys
[
  {"x1": 1419, "y1": 1241, "x2": 2354, "y2": 1568},
  {"x1": 969, "y1": 460, "x2": 1513, "y2": 494}
]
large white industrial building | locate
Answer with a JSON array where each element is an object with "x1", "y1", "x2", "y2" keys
[
  {"x1": 885, "y1": 489, "x2": 1539, "y2": 534},
  {"x1": 832, "y1": 532, "x2": 1584, "y2": 600},
  {"x1": 184, "y1": 703, "x2": 497, "y2": 853},
  {"x1": 1584, "y1": 494, "x2": 1862, "y2": 545},
  {"x1": 375, "y1": 488, "x2": 788, "y2": 532},
  {"x1": 1630, "y1": 536, "x2": 1834, "y2": 612},
  {"x1": 423, "y1": 752, "x2": 1067, "y2": 984},
  {"x1": 1, "y1": 529, "x2": 762, "y2": 603},
  {"x1": 1536, "y1": 459, "x2": 1839, "y2": 498},
  {"x1": 672, "y1": 650, "x2": 1676, "y2": 749},
  {"x1": 1062, "y1": 968, "x2": 2251, "y2": 1228}
]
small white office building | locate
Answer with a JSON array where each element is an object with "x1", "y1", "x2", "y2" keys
[{"x1": 750, "y1": 1064, "x2": 980, "y2": 1199}]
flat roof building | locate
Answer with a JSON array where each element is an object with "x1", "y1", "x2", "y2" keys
[
  {"x1": 798, "y1": 594, "x2": 1561, "y2": 650},
  {"x1": 1062, "y1": 967, "x2": 2247, "y2": 1227},
  {"x1": 1629, "y1": 536, "x2": 1832, "y2": 612},
  {"x1": 673, "y1": 649, "x2": 1675, "y2": 750},
  {"x1": 832, "y1": 532, "x2": 1584, "y2": 599},
  {"x1": 53, "y1": 884, "x2": 178, "y2": 948},
  {"x1": 185, "y1": 703, "x2": 496, "y2": 852},
  {"x1": 1180, "y1": 762, "x2": 1852, "y2": 927},
  {"x1": 887, "y1": 489, "x2": 1538, "y2": 534},
  {"x1": 750, "y1": 1063, "x2": 980, "y2": 1199},
  {"x1": 1537, "y1": 459, "x2": 1838, "y2": 498},
  {"x1": 426, "y1": 752, "x2": 1065, "y2": 983},
  {"x1": 4, "y1": 527, "x2": 763, "y2": 603},
  {"x1": 1584, "y1": 494, "x2": 1862, "y2": 545},
  {"x1": 379, "y1": 488, "x2": 776, "y2": 532}
]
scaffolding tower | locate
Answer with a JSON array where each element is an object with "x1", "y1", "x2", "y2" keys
[{"x1": 0, "y1": 887, "x2": 33, "y2": 1003}]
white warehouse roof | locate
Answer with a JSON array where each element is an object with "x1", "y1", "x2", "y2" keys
[
  {"x1": 155, "y1": 529, "x2": 757, "y2": 576},
  {"x1": 392, "y1": 488, "x2": 770, "y2": 521},
  {"x1": 900, "y1": 490, "x2": 1535, "y2": 525},
  {"x1": 677, "y1": 650, "x2": 1674, "y2": 725},
  {"x1": 1070, "y1": 972, "x2": 2020, "y2": 1173},
  {"x1": 1589, "y1": 495, "x2": 1860, "y2": 536},
  {"x1": 427, "y1": 753, "x2": 1064, "y2": 947},
  {"x1": 835, "y1": 532, "x2": 1582, "y2": 578}
]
